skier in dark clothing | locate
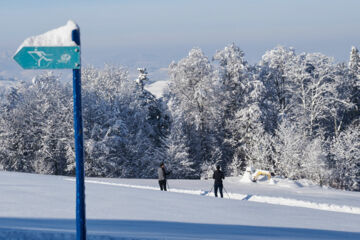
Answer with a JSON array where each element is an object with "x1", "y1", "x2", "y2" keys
[
  {"x1": 158, "y1": 162, "x2": 170, "y2": 191},
  {"x1": 213, "y1": 165, "x2": 225, "y2": 198}
]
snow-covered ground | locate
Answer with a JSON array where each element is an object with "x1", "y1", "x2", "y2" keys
[{"x1": 1, "y1": 171, "x2": 360, "y2": 240}]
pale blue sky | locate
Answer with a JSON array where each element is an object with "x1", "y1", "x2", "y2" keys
[{"x1": 1, "y1": 0, "x2": 360, "y2": 76}]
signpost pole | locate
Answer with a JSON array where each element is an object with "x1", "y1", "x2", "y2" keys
[
  {"x1": 13, "y1": 21, "x2": 86, "y2": 240},
  {"x1": 72, "y1": 28, "x2": 86, "y2": 240}
]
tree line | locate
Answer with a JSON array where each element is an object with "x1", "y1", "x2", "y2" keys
[{"x1": 0, "y1": 45, "x2": 359, "y2": 190}]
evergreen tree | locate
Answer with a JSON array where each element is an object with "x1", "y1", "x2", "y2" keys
[
  {"x1": 347, "y1": 47, "x2": 360, "y2": 126},
  {"x1": 213, "y1": 44, "x2": 250, "y2": 171},
  {"x1": 349, "y1": 46, "x2": 360, "y2": 73}
]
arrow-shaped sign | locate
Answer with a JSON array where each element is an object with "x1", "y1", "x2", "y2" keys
[{"x1": 13, "y1": 46, "x2": 80, "y2": 69}]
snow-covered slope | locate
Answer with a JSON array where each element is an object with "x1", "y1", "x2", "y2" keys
[
  {"x1": 1, "y1": 171, "x2": 360, "y2": 240},
  {"x1": 145, "y1": 79, "x2": 169, "y2": 98}
]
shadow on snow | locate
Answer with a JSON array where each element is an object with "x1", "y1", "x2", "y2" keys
[{"x1": 0, "y1": 218, "x2": 359, "y2": 240}]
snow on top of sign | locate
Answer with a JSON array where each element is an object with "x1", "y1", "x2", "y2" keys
[{"x1": 15, "y1": 20, "x2": 79, "y2": 54}]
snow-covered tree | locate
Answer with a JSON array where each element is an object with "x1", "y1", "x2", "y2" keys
[
  {"x1": 271, "y1": 119, "x2": 307, "y2": 179},
  {"x1": 302, "y1": 137, "x2": 330, "y2": 186},
  {"x1": 31, "y1": 73, "x2": 74, "y2": 175},
  {"x1": 168, "y1": 48, "x2": 222, "y2": 176},
  {"x1": 225, "y1": 79, "x2": 273, "y2": 174},
  {"x1": 0, "y1": 66, "x2": 169, "y2": 178},
  {"x1": 330, "y1": 122, "x2": 360, "y2": 190},
  {"x1": 347, "y1": 47, "x2": 360, "y2": 126},
  {"x1": 135, "y1": 68, "x2": 149, "y2": 90},
  {"x1": 284, "y1": 52, "x2": 352, "y2": 138},
  {"x1": 0, "y1": 83, "x2": 36, "y2": 172},
  {"x1": 259, "y1": 46, "x2": 296, "y2": 116},
  {"x1": 213, "y1": 44, "x2": 276, "y2": 174},
  {"x1": 0, "y1": 44, "x2": 359, "y2": 190},
  {"x1": 212, "y1": 44, "x2": 251, "y2": 170},
  {"x1": 165, "y1": 118, "x2": 195, "y2": 178},
  {"x1": 82, "y1": 65, "x2": 169, "y2": 177},
  {"x1": 271, "y1": 117, "x2": 329, "y2": 184},
  {"x1": 0, "y1": 72, "x2": 73, "y2": 174},
  {"x1": 213, "y1": 43, "x2": 249, "y2": 118},
  {"x1": 349, "y1": 46, "x2": 360, "y2": 73}
]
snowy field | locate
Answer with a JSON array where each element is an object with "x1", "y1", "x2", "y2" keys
[{"x1": 1, "y1": 171, "x2": 360, "y2": 240}]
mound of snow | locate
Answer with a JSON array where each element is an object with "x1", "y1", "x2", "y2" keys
[
  {"x1": 268, "y1": 178, "x2": 276, "y2": 185},
  {"x1": 15, "y1": 20, "x2": 79, "y2": 54},
  {"x1": 240, "y1": 171, "x2": 254, "y2": 183}
]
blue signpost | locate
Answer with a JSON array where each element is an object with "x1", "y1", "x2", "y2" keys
[
  {"x1": 72, "y1": 28, "x2": 86, "y2": 240},
  {"x1": 14, "y1": 26, "x2": 86, "y2": 240},
  {"x1": 13, "y1": 46, "x2": 80, "y2": 69}
]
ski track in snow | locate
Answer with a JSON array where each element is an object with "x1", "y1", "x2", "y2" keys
[{"x1": 65, "y1": 178, "x2": 360, "y2": 215}]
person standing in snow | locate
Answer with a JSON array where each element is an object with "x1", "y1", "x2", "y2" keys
[
  {"x1": 158, "y1": 162, "x2": 170, "y2": 191},
  {"x1": 213, "y1": 165, "x2": 225, "y2": 198}
]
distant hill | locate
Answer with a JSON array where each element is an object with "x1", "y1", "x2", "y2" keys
[{"x1": 144, "y1": 79, "x2": 169, "y2": 98}]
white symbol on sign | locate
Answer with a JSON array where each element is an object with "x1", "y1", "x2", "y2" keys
[
  {"x1": 58, "y1": 54, "x2": 71, "y2": 64},
  {"x1": 28, "y1": 50, "x2": 53, "y2": 67}
]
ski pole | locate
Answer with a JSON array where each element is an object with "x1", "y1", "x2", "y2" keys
[
  {"x1": 166, "y1": 180, "x2": 170, "y2": 190},
  {"x1": 223, "y1": 186, "x2": 231, "y2": 199},
  {"x1": 208, "y1": 185, "x2": 213, "y2": 195}
]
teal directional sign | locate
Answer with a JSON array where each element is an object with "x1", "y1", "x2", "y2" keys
[{"x1": 13, "y1": 46, "x2": 80, "y2": 69}]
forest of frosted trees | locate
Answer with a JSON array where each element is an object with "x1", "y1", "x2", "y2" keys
[{"x1": 0, "y1": 44, "x2": 359, "y2": 191}]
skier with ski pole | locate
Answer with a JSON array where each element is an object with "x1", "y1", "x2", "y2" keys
[
  {"x1": 212, "y1": 165, "x2": 225, "y2": 198},
  {"x1": 158, "y1": 162, "x2": 171, "y2": 191}
]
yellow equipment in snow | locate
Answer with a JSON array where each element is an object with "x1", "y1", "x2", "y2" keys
[{"x1": 251, "y1": 170, "x2": 271, "y2": 182}]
